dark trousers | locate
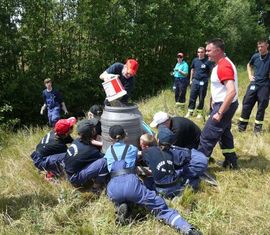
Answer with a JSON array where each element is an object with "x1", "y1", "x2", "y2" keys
[
  {"x1": 239, "y1": 84, "x2": 270, "y2": 131},
  {"x1": 174, "y1": 78, "x2": 188, "y2": 103},
  {"x1": 31, "y1": 151, "x2": 65, "y2": 175},
  {"x1": 67, "y1": 158, "x2": 108, "y2": 187},
  {"x1": 198, "y1": 101, "x2": 238, "y2": 158},
  {"x1": 188, "y1": 80, "x2": 208, "y2": 111}
]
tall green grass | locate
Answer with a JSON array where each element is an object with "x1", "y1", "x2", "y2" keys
[{"x1": 0, "y1": 68, "x2": 270, "y2": 234}]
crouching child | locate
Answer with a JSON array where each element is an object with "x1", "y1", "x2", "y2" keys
[
  {"x1": 140, "y1": 127, "x2": 208, "y2": 198},
  {"x1": 104, "y1": 125, "x2": 201, "y2": 235},
  {"x1": 63, "y1": 119, "x2": 108, "y2": 191},
  {"x1": 31, "y1": 117, "x2": 76, "y2": 181}
]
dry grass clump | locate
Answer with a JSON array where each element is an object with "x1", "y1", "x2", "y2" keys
[{"x1": 0, "y1": 68, "x2": 270, "y2": 234}]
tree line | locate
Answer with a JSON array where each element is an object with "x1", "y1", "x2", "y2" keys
[{"x1": 0, "y1": 0, "x2": 268, "y2": 126}]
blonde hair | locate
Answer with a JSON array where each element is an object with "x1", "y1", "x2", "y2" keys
[{"x1": 140, "y1": 133, "x2": 157, "y2": 147}]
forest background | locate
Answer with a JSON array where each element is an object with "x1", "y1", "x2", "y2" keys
[
  {"x1": 1, "y1": 0, "x2": 270, "y2": 128},
  {"x1": 1, "y1": 1, "x2": 270, "y2": 234}
]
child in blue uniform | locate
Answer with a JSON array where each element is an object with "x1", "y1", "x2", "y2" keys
[
  {"x1": 40, "y1": 78, "x2": 68, "y2": 127},
  {"x1": 31, "y1": 117, "x2": 76, "y2": 180},
  {"x1": 104, "y1": 125, "x2": 201, "y2": 235},
  {"x1": 63, "y1": 119, "x2": 108, "y2": 190},
  {"x1": 140, "y1": 127, "x2": 208, "y2": 197}
]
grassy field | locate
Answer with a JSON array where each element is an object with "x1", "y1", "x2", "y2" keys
[{"x1": 0, "y1": 68, "x2": 270, "y2": 235}]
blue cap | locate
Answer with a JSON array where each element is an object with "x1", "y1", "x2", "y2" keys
[{"x1": 157, "y1": 127, "x2": 176, "y2": 145}]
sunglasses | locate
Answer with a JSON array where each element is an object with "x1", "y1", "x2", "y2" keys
[{"x1": 177, "y1": 56, "x2": 183, "y2": 58}]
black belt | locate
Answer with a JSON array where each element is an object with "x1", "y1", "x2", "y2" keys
[
  {"x1": 110, "y1": 168, "x2": 136, "y2": 178},
  {"x1": 155, "y1": 177, "x2": 184, "y2": 188}
]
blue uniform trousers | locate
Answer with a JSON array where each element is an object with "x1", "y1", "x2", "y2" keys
[
  {"x1": 188, "y1": 80, "x2": 208, "y2": 111},
  {"x1": 198, "y1": 101, "x2": 238, "y2": 158},
  {"x1": 174, "y1": 78, "x2": 189, "y2": 104},
  {"x1": 178, "y1": 149, "x2": 208, "y2": 189},
  {"x1": 67, "y1": 158, "x2": 108, "y2": 187},
  {"x1": 143, "y1": 175, "x2": 184, "y2": 199},
  {"x1": 31, "y1": 151, "x2": 65, "y2": 175},
  {"x1": 48, "y1": 106, "x2": 61, "y2": 127},
  {"x1": 107, "y1": 173, "x2": 192, "y2": 233},
  {"x1": 239, "y1": 84, "x2": 270, "y2": 131}
]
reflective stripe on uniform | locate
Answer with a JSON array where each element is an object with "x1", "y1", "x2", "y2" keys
[
  {"x1": 221, "y1": 148, "x2": 235, "y2": 154},
  {"x1": 239, "y1": 117, "x2": 249, "y2": 122},
  {"x1": 255, "y1": 120, "x2": 264, "y2": 124},
  {"x1": 171, "y1": 215, "x2": 181, "y2": 226}
]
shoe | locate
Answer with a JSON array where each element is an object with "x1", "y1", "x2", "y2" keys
[
  {"x1": 116, "y1": 203, "x2": 129, "y2": 225},
  {"x1": 185, "y1": 111, "x2": 192, "y2": 118},
  {"x1": 238, "y1": 126, "x2": 246, "y2": 132},
  {"x1": 90, "y1": 183, "x2": 103, "y2": 194},
  {"x1": 208, "y1": 156, "x2": 215, "y2": 164},
  {"x1": 45, "y1": 171, "x2": 58, "y2": 182},
  {"x1": 196, "y1": 114, "x2": 203, "y2": 119},
  {"x1": 218, "y1": 157, "x2": 238, "y2": 170},
  {"x1": 238, "y1": 121, "x2": 247, "y2": 132},
  {"x1": 200, "y1": 171, "x2": 218, "y2": 187},
  {"x1": 254, "y1": 125, "x2": 262, "y2": 135},
  {"x1": 184, "y1": 228, "x2": 203, "y2": 235}
]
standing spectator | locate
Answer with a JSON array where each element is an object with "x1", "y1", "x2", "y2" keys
[
  {"x1": 99, "y1": 59, "x2": 139, "y2": 105},
  {"x1": 197, "y1": 38, "x2": 239, "y2": 169},
  {"x1": 172, "y1": 53, "x2": 189, "y2": 108},
  {"x1": 40, "y1": 78, "x2": 68, "y2": 127},
  {"x1": 150, "y1": 111, "x2": 201, "y2": 149},
  {"x1": 238, "y1": 39, "x2": 270, "y2": 133},
  {"x1": 185, "y1": 47, "x2": 213, "y2": 119}
]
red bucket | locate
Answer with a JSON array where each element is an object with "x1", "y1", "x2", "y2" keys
[{"x1": 102, "y1": 77, "x2": 127, "y2": 102}]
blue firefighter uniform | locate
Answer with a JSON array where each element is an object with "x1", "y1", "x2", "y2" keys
[
  {"x1": 170, "y1": 146, "x2": 208, "y2": 189},
  {"x1": 63, "y1": 138, "x2": 108, "y2": 187},
  {"x1": 142, "y1": 145, "x2": 208, "y2": 198},
  {"x1": 42, "y1": 89, "x2": 63, "y2": 127},
  {"x1": 31, "y1": 130, "x2": 73, "y2": 175},
  {"x1": 187, "y1": 57, "x2": 213, "y2": 114},
  {"x1": 238, "y1": 52, "x2": 270, "y2": 132},
  {"x1": 104, "y1": 140, "x2": 194, "y2": 234}
]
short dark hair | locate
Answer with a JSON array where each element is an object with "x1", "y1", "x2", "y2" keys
[
  {"x1": 257, "y1": 39, "x2": 269, "y2": 45},
  {"x1": 206, "y1": 38, "x2": 225, "y2": 51}
]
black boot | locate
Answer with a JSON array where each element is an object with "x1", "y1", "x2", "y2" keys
[
  {"x1": 238, "y1": 120, "x2": 248, "y2": 132},
  {"x1": 222, "y1": 154, "x2": 238, "y2": 170},
  {"x1": 254, "y1": 124, "x2": 262, "y2": 134},
  {"x1": 184, "y1": 228, "x2": 203, "y2": 235}
]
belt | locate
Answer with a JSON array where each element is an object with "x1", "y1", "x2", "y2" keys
[
  {"x1": 110, "y1": 168, "x2": 136, "y2": 178},
  {"x1": 155, "y1": 177, "x2": 184, "y2": 188}
]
